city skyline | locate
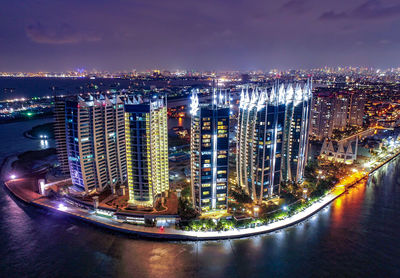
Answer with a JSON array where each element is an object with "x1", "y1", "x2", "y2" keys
[
  {"x1": 1, "y1": 0, "x2": 400, "y2": 276},
  {"x1": 1, "y1": 0, "x2": 400, "y2": 72}
]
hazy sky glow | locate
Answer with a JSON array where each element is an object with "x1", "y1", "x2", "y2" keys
[{"x1": 1, "y1": 0, "x2": 400, "y2": 71}]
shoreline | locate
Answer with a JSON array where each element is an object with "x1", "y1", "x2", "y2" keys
[
  {"x1": 2, "y1": 151, "x2": 399, "y2": 241},
  {"x1": 0, "y1": 115, "x2": 53, "y2": 125},
  {"x1": 2, "y1": 180, "x2": 348, "y2": 240}
]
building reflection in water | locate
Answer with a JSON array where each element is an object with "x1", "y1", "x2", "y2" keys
[{"x1": 331, "y1": 179, "x2": 367, "y2": 228}]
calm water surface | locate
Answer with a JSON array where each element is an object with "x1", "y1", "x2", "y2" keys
[{"x1": 0, "y1": 119, "x2": 400, "y2": 277}]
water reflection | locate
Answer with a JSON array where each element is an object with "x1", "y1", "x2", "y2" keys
[
  {"x1": 178, "y1": 117, "x2": 183, "y2": 127},
  {"x1": 40, "y1": 139, "x2": 49, "y2": 149},
  {"x1": 1, "y1": 120, "x2": 400, "y2": 277},
  {"x1": 0, "y1": 118, "x2": 54, "y2": 158},
  {"x1": 168, "y1": 117, "x2": 190, "y2": 130}
]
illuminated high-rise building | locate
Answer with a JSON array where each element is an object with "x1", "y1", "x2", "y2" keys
[
  {"x1": 348, "y1": 92, "x2": 366, "y2": 126},
  {"x1": 54, "y1": 99, "x2": 70, "y2": 174},
  {"x1": 310, "y1": 92, "x2": 335, "y2": 140},
  {"x1": 125, "y1": 95, "x2": 169, "y2": 207},
  {"x1": 236, "y1": 82, "x2": 312, "y2": 203},
  {"x1": 190, "y1": 89, "x2": 230, "y2": 213},
  {"x1": 65, "y1": 95, "x2": 127, "y2": 193},
  {"x1": 333, "y1": 92, "x2": 350, "y2": 130},
  {"x1": 310, "y1": 91, "x2": 365, "y2": 140}
]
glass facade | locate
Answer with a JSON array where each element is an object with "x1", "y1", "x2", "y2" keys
[
  {"x1": 190, "y1": 90, "x2": 230, "y2": 213},
  {"x1": 54, "y1": 99, "x2": 70, "y2": 174},
  {"x1": 65, "y1": 95, "x2": 126, "y2": 193},
  {"x1": 236, "y1": 82, "x2": 312, "y2": 203},
  {"x1": 125, "y1": 95, "x2": 169, "y2": 207}
]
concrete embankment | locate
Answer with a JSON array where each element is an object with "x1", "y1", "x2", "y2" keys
[
  {"x1": 2, "y1": 175, "x2": 347, "y2": 240},
  {"x1": 2, "y1": 151, "x2": 399, "y2": 240},
  {"x1": 368, "y1": 150, "x2": 400, "y2": 176}
]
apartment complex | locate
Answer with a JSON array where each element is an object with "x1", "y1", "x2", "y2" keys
[
  {"x1": 348, "y1": 92, "x2": 366, "y2": 126},
  {"x1": 310, "y1": 91, "x2": 366, "y2": 140},
  {"x1": 54, "y1": 99, "x2": 70, "y2": 174},
  {"x1": 236, "y1": 82, "x2": 312, "y2": 203},
  {"x1": 125, "y1": 95, "x2": 169, "y2": 207},
  {"x1": 190, "y1": 90, "x2": 230, "y2": 213},
  {"x1": 64, "y1": 95, "x2": 127, "y2": 193}
]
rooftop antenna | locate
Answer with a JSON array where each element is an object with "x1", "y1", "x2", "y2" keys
[
  {"x1": 212, "y1": 77, "x2": 217, "y2": 109},
  {"x1": 52, "y1": 86, "x2": 57, "y2": 101}
]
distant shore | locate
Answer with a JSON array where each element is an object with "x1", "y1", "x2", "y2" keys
[
  {"x1": 0, "y1": 115, "x2": 52, "y2": 125},
  {"x1": 23, "y1": 122, "x2": 54, "y2": 140}
]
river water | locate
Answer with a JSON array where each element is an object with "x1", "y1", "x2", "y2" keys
[{"x1": 0, "y1": 119, "x2": 400, "y2": 277}]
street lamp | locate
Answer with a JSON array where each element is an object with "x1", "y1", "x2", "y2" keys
[
  {"x1": 282, "y1": 205, "x2": 288, "y2": 211},
  {"x1": 58, "y1": 204, "x2": 67, "y2": 211},
  {"x1": 253, "y1": 206, "x2": 260, "y2": 218},
  {"x1": 303, "y1": 189, "x2": 308, "y2": 199},
  {"x1": 10, "y1": 174, "x2": 16, "y2": 180}
]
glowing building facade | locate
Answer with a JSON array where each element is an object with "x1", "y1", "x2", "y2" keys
[
  {"x1": 310, "y1": 92, "x2": 335, "y2": 140},
  {"x1": 333, "y1": 93, "x2": 350, "y2": 130},
  {"x1": 190, "y1": 90, "x2": 230, "y2": 213},
  {"x1": 236, "y1": 82, "x2": 312, "y2": 203},
  {"x1": 125, "y1": 95, "x2": 169, "y2": 207},
  {"x1": 65, "y1": 95, "x2": 127, "y2": 193},
  {"x1": 348, "y1": 92, "x2": 366, "y2": 126},
  {"x1": 310, "y1": 91, "x2": 366, "y2": 140},
  {"x1": 54, "y1": 99, "x2": 70, "y2": 174}
]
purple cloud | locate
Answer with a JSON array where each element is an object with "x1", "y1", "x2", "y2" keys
[
  {"x1": 319, "y1": 0, "x2": 400, "y2": 21},
  {"x1": 319, "y1": 11, "x2": 348, "y2": 21},
  {"x1": 281, "y1": 0, "x2": 309, "y2": 13},
  {"x1": 353, "y1": 0, "x2": 400, "y2": 19},
  {"x1": 26, "y1": 22, "x2": 100, "y2": 44}
]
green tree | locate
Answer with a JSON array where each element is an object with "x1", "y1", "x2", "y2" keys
[
  {"x1": 181, "y1": 186, "x2": 191, "y2": 198},
  {"x1": 178, "y1": 198, "x2": 199, "y2": 220},
  {"x1": 229, "y1": 185, "x2": 253, "y2": 204}
]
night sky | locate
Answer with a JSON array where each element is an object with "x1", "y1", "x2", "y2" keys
[{"x1": 1, "y1": 0, "x2": 400, "y2": 72}]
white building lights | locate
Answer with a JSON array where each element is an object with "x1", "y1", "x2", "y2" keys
[
  {"x1": 190, "y1": 88, "x2": 230, "y2": 213},
  {"x1": 190, "y1": 90, "x2": 199, "y2": 115},
  {"x1": 236, "y1": 80, "x2": 312, "y2": 203}
]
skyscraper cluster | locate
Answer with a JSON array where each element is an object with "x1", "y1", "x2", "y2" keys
[
  {"x1": 236, "y1": 82, "x2": 312, "y2": 203},
  {"x1": 190, "y1": 81, "x2": 312, "y2": 212},
  {"x1": 55, "y1": 81, "x2": 312, "y2": 214},
  {"x1": 310, "y1": 91, "x2": 366, "y2": 140},
  {"x1": 54, "y1": 93, "x2": 169, "y2": 207}
]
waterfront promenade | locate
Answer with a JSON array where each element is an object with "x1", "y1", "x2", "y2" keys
[
  {"x1": 4, "y1": 178, "x2": 346, "y2": 240},
  {"x1": 2, "y1": 149, "x2": 399, "y2": 240}
]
